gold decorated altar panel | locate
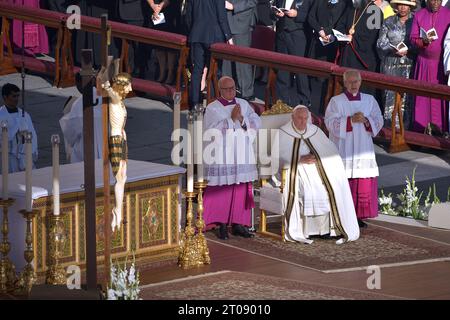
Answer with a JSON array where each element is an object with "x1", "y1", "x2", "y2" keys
[{"x1": 31, "y1": 174, "x2": 181, "y2": 283}]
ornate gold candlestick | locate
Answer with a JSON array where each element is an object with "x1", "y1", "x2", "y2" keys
[
  {"x1": 194, "y1": 181, "x2": 210, "y2": 265},
  {"x1": 0, "y1": 198, "x2": 16, "y2": 293},
  {"x1": 45, "y1": 214, "x2": 66, "y2": 285},
  {"x1": 178, "y1": 191, "x2": 203, "y2": 269},
  {"x1": 15, "y1": 209, "x2": 39, "y2": 296}
]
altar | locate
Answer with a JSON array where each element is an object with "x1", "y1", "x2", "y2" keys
[{"x1": 1, "y1": 159, "x2": 185, "y2": 283}]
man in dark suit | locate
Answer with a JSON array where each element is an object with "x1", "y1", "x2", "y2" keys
[
  {"x1": 273, "y1": 0, "x2": 313, "y2": 107},
  {"x1": 222, "y1": 0, "x2": 258, "y2": 101},
  {"x1": 307, "y1": 0, "x2": 348, "y2": 115},
  {"x1": 72, "y1": 0, "x2": 119, "y2": 67},
  {"x1": 186, "y1": 0, "x2": 232, "y2": 108},
  {"x1": 335, "y1": 0, "x2": 381, "y2": 96},
  {"x1": 116, "y1": 0, "x2": 153, "y2": 78}
]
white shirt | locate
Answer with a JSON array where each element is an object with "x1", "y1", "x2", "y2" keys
[
  {"x1": 285, "y1": 0, "x2": 295, "y2": 10},
  {"x1": 0, "y1": 105, "x2": 38, "y2": 172}
]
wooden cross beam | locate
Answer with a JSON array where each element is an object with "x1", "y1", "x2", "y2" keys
[
  {"x1": 100, "y1": 14, "x2": 112, "y2": 290},
  {"x1": 80, "y1": 49, "x2": 98, "y2": 291}
]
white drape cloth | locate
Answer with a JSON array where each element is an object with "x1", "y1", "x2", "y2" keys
[
  {"x1": 59, "y1": 89, "x2": 103, "y2": 163},
  {"x1": 324, "y1": 93, "x2": 383, "y2": 178},
  {"x1": 0, "y1": 106, "x2": 38, "y2": 172}
]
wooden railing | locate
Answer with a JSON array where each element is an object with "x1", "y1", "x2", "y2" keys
[
  {"x1": 2, "y1": 2, "x2": 450, "y2": 152},
  {"x1": 0, "y1": 2, "x2": 189, "y2": 105},
  {"x1": 208, "y1": 43, "x2": 450, "y2": 152}
]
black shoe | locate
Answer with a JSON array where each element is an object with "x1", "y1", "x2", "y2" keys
[
  {"x1": 232, "y1": 224, "x2": 255, "y2": 238},
  {"x1": 358, "y1": 219, "x2": 368, "y2": 228},
  {"x1": 218, "y1": 223, "x2": 229, "y2": 240}
]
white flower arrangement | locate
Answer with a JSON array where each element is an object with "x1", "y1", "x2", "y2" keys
[
  {"x1": 107, "y1": 254, "x2": 141, "y2": 300},
  {"x1": 424, "y1": 183, "x2": 440, "y2": 208},
  {"x1": 379, "y1": 189, "x2": 396, "y2": 216},
  {"x1": 396, "y1": 167, "x2": 426, "y2": 220},
  {"x1": 378, "y1": 167, "x2": 448, "y2": 221}
]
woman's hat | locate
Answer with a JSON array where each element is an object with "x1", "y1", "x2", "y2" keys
[{"x1": 390, "y1": 0, "x2": 417, "y2": 7}]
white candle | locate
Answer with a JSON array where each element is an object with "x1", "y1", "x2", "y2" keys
[
  {"x1": 52, "y1": 134, "x2": 60, "y2": 216},
  {"x1": 187, "y1": 112, "x2": 194, "y2": 192},
  {"x1": 25, "y1": 131, "x2": 33, "y2": 211},
  {"x1": 193, "y1": 104, "x2": 199, "y2": 172},
  {"x1": 196, "y1": 101, "x2": 206, "y2": 183},
  {"x1": 1, "y1": 120, "x2": 8, "y2": 199},
  {"x1": 173, "y1": 92, "x2": 181, "y2": 161}
]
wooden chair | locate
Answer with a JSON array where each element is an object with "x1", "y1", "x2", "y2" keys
[{"x1": 257, "y1": 100, "x2": 292, "y2": 240}]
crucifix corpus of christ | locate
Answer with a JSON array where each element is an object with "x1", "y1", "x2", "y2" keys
[{"x1": 82, "y1": 14, "x2": 126, "y2": 291}]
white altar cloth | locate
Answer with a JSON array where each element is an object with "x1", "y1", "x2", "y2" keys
[{"x1": 0, "y1": 159, "x2": 185, "y2": 271}]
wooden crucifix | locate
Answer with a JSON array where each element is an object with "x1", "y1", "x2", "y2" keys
[
  {"x1": 100, "y1": 14, "x2": 112, "y2": 289},
  {"x1": 80, "y1": 49, "x2": 98, "y2": 291}
]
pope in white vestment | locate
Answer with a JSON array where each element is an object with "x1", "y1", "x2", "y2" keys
[
  {"x1": 277, "y1": 106, "x2": 360, "y2": 244},
  {"x1": 0, "y1": 83, "x2": 38, "y2": 173},
  {"x1": 59, "y1": 88, "x2": 103, "y2": 163}
]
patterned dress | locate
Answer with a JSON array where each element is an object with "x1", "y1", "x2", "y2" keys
[{"x1": 377, "y1": 14, "x2": 415, "y2": 129}]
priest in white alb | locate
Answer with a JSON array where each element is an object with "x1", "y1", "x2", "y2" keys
[
  {"x1": 325, "y1": 69, "x2": 384, "y2": 228},
  {"x1": 203, "y1": 76, "x2": 261, "y2": 240},
  {"x1": 276, "y1": 105, "x2": 360, "y2": 244},
  {"x1": 0, "y1": 83, "x2": 38, "y2": 173}
]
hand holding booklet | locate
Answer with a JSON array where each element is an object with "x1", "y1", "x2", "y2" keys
[
  {"x1": 332, "y1": 29, "x2": 351, "y2": 42},
  {"x1": 389, "y1": 42, "x2": 408, "y2": 53},
  {"x1": 271, "y1": 5, "x2": 289, "y2": 14},
  {"x1": 420, "y1": 27, "x2": 438, "y2": 41},
  {"x1": 152, "y1": 12, "x2": 166, "y2": 26},
  {"x1": 319, "y1": 36, "x2": 335, "y2": 46}
]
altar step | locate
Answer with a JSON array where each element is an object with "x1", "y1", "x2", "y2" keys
[{"x1": 29, "y1": 285, "x2": 102, "y2": 300}]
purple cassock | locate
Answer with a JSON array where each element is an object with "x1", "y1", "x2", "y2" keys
[
  {"x1": 348, "y1": 178, "x2": 378, "y2": 219},
  {"x1": 5, "y1": 0, "x2": 49, "y2": 56},
  {"x1": 410, "y1": 6, "x2": 450, "y2": 132},
  {"x1": 203, "y1": 183, "x2": 254, "y2": 228}
]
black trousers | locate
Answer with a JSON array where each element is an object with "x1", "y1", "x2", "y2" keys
[
  {"x1": 189, "y1": 42, "x2": 211, "y2": 108},
  {"x1": 222, "y1": 32, "x2": 254, "y2": 99},
  {"x1": 275, "y1": 29, "x2": 311, "y2": 107},
  {"x1": 117, "y1": 20, "x2": 153, "y2": 79}
]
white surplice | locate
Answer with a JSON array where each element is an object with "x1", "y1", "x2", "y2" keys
[
  {"x1": 444, "y1": 26, "x2": 450, "y2": 86},
  {"x1": 59, "y1": 89, "x2": 103, "y2": 163},
  {"x1": 324, "y1": 92, "x2": 383, "y2": 179},
  {"x1": 277, "y1": 121, "x2": 360, "y2": 244},
  {"x1": 444, "y1": 26, "x2": 450, "y2": 128},
  {"x1": 203, "y1": 98, "x2": 261, "y2": 186},
  {"x1": 0, "y1": 106, "x2": 38, "y2": 173}
]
